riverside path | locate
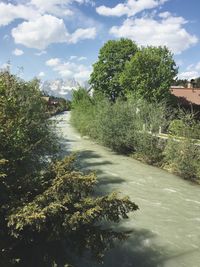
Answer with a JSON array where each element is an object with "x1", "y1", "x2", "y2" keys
[{"x1": 54, "y1": 111, "x2": 200, "y2": 267}]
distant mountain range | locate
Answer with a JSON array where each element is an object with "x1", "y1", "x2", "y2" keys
[{"x1": 41, "y1": 79, "x2": 89, "y2": 100}]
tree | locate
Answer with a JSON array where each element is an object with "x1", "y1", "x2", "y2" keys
[
  {"x1": 89, "y1": 39, "x2": 138, "y2": 101},
  {"x1": 195, "y1": 77, "x2": 200, "y2": 87},
  {"x1": 0, "y1": 71, "x2": 138, "y2": 266},
  {"x1": 164, "y1": 110, "x2": 200, "y2": 180},
  {"x1": 71, "y1": 87, "x2": 92, "y2": 108},
  {"x1": 172, "y1": 78, "x2": 187, "y2": 87},
  {"x1": 120, "y1": 46, "x2": 178, "y2": 102},
  {"x1": 172, "y1": 77, "x2": 200, "y2": 88}
]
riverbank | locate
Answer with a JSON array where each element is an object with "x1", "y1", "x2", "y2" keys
[
  {"x1": 71, "y1": 96, "x2": 200, "y2": 182},
  {"x1": 54, "y1": 111, "x2": 200, "y2": 267}
]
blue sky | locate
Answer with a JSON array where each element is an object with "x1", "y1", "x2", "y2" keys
[{"x1": 0, "y1": 0, "x2": 200, "y2": 83}]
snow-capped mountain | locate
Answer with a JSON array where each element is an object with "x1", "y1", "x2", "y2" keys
[{"x1": 41, "y1": 79, "x2": 89, "y2": 100}]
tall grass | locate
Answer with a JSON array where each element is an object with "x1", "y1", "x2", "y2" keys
[{"x1": 71, "y1": 89, "x2": 200, "y2": 181}]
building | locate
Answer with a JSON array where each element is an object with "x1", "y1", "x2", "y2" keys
[{"x1": 170, "y1": 80, "x2": 200, "y2": 106}]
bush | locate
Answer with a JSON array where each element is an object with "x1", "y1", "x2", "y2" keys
[
  {"x1": 6, "y1": 156, "x2": 138, "y2": 267},
  {"x1": 71, "y1": 93, "x2": 167, "y2": 162},
  {"x1": 133, "y1": 133, "x2": 165, "y2": 165},
  {"x1": 164, "y1": 138, "x2": 200, "y2": 180},
  {"x1": 0, "y1": 72, "x2": 139, "y2": 266},
  {"x1": 71, "y1": 88, "x2": 97, "y2": 137},
  {"x1": 71, "y1": 91, "x2": 200, "y2": 180},
  {"x1": 164, "y1": 112, "x2": 200, "y2": 181},
  {"x1": 94, "y1": 100, "x2": 135, "y2": 152}
]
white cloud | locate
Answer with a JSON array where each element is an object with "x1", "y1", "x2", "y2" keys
[
  {"x1": 178, "y1": 71, "x2": 198, "y2": 80},
  {"x1": 159, "y1": 11, "x2": 171, "y2": 19},
  {"x1": 69, "y1": 27, "x2": 96, "y2": 43},
  {"x1": 11, "y1": 14, "x2": 96, "y2": 49},
  {"x1": 30, "y1": 0, "x2": 95, "y2": 13},
  {"x1": 96, "y1": 0, "x2": 167, "y2": 17},
  {"x1": 179, "y1": 61, "x2": 200, "y2": 80},
  {"x1": 69, "y1": 55, "x2": 87, "y2": 61},
  {"x1": 30, "y1": 0, "x2": 73, "y2": 17},
  {"x1": 0, "y1": 0, "x2": 95, "y2": 26},
  {"x1": 38, "y1": 71, "x2": 45, "y2": 77},
  {"x1": 46, "y1": 58, "x2": 92, "y2": 82},
  {"x1": 12, "y1": 15, "x2": 69, "y2": 50},
  {"x1": 1, "y1": 61, "x2": 12, "y2": 70},
  {"x1": 12, "y1": 48, "x2": 24, "y2": 56},
  {"x1": 46, "y1": 58, "x2": 61, "y2": 67},
  {"x1": 69, "y1": 56, "x2": 78, "y2": 60},
  {"x1": 195, "y1": 62, "x2": 200, "y2": 72},
  {"x1": 0, "y1": 0, "x2": 95, "y2": 27},
  {"x1": 35, "y1": 50, "x2": 47, "y2": 56},
  {"x1": 78, "y1": 56, "x2": 87, "y2": 61},
  {"x1": 0, "y1": 2, "x2": 38, "y2": 26},
  {"x1": 3, "y1": 34, "x2": 9, "y2": 41},
  {"x1": 110, "y1": 13, "x2": 198, "y2": 54}
]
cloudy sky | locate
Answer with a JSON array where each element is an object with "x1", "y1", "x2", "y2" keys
[{"x1": 0, "y1": 0, "x2": 200, "y2": 82}]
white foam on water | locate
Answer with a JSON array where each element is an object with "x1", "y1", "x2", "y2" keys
[
  {"x1": 187, "y1": 218, "x2": 200, "y2": 222},
  {"x1": 163, "y1": 188, "x2": 177, "y2": 193},
  {"x1": 185, "y1": 199, "x2": 200, "y2": 205}
]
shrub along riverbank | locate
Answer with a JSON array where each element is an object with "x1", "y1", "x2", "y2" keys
[
  {"x1": 0, "y1": 70, "x2": 138, "y2": 267},
  {"x1": 71, "y1": 88, "x2": 200, "y2": 182}
]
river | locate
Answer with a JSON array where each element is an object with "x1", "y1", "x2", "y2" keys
[{"x1": 54, "y1": 111, "x2": 200, "y2": 267}]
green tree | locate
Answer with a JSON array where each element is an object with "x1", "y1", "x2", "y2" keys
[
  {"x1": 172, "y1": 78, "x2": 187, "y2": 87},
  {"x1": 164, "y1": 111, "x2": 200, "y2": 180},
  {"x1": 120, "y1": 46, "x2": 178, "y2": 102},
  {"x1": 195, "y1": 77, "x2": 200, "y2": 87},
  {"x1": 89, "y1": 39, "x2": 138, "y2": 101},
  {"x1": 0, "y1": 71, "x2": 138, "y2": 266},
  {"x1": 72, "y1": 87, "x2": 92, "y2": 108}
]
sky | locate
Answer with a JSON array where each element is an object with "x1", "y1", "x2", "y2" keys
[{"x1": 0, "y1": 0, "x2": 200, "y2": 83}]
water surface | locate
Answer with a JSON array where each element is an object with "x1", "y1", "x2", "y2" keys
[{"x1": 54, "y1": 112, "x2": 200, "y2": 267}]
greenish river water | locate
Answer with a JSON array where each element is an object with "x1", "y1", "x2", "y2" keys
[{"x1": 54, "y1": 112, "x2": 200, "y2": 267}]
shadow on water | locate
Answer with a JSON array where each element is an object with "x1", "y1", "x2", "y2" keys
[
  {"x1": 70, "y1": 149, "x2": 114, "y2": 170},
  {"x1": 59, "y1": 137, "x2": 77, "y2": 146},
  {"x1": 75, "y1": 228, "x2": 167, "y2": 267},
  {"x1": 74, "y1": 150, "x2": 127, "y2": 192},
  {"x1": 59, "y1": 149, "x2": 168, "y2": 266},
  {"x1": 58, "y1": 134, "x2": 127, "y2": 188},
  {"x1": 56, "y1": 131, "x2": 168, "y2": 267}
]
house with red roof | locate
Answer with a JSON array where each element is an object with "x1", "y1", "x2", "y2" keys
[{"x1": 170, "y1": 80, "x2": 200, "y2": 106}]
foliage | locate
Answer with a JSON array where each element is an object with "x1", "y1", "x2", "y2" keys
[
  {"x1": 6, "y1": 156, "x2": 138, "y2": 266},
  {"x1": 71, "y1": 88, "x2": 97, "y2": 137},
  {"x1": 71, "y1": 93, "x2": 167, "y2": 163},
  {"x1": 0, "y1": 70, "x2": 58, "y2": 265},
  {"x1": 0, "y1": 71, "x2": 138, "y2": 266},
  {"x1": 168, "y1": 119, "x2": 185, "y2": 136},
  {"x1": 71, "y1": 91, "x2": 200, "y2": 180},
  {"x1": 71, "y1": 87, "x2": 92, "y2": 108},
  {"x1": 120, "y1": 46, "x2": 178, "y2": 102},
  {"x1": 173, "y1": 77, "x2": 200, "y2": 88},
  {"x1": 43, "y1": 95, "x2": 71, "y2": 116},
  {"x1": 163, "y1": 138, "x2": 200, "y2": 181},
  {"x1": 0, "y1": 71, "x2": 58, "y2": 179},
  {"x1": 89, "y1": 39, "x2": 138, "y2": 101},
  {"x1": 172, "y1": 78, "x2": 188, "y2": 87},
  {"x1": 72, "y1": 40, "x2": 199, "y2": 181},
  {"x1": 169, "y1": 110, "x2": 200, "y2": 139},
  {"x1": 164, "y1": 111, "x2": 200, "y2": 180},
  {"x1": 94, "y1": 100, "x2": 136, "y2": 153},
  {"x1": 195, "y1": 77, "x2": 200, "y2": 87}
]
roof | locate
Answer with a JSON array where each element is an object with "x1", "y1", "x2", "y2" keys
[{"x1": 170, "y1": 87, "x2": 200, "y2": 106}]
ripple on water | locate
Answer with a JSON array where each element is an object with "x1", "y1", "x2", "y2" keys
[
  {"x1": 185, "y1": 199, "x2": 200, "y2": 205},
  {"x1": 163, "y1": 188, "x2": 177, "y2": 193}
]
